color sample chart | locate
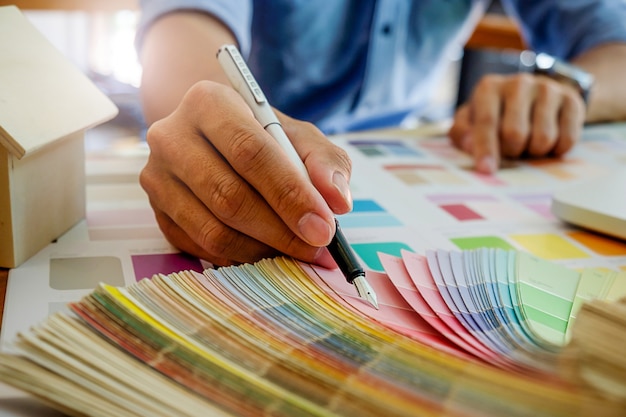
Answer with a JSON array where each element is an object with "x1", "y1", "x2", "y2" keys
[
  {"x1": 3, "y1": 123, "x2": 626, "y2": 416},
  {"x1": 443, "y1": 229, "x2": 626, "y2": 269},
  {"x1": 337, "y1": 199, "x2": 402, "y2": 228},
  {"x1": 384, "y1": 164, "x2": 468, "y2": 185},
  {"x1": 338, "y1": 123, "x2": 626, "y2": 274},
  {"x1": 507, "y1": 193, "x2": 554, "y2": 219},
  {"x1": 350, "y1": 139, "x2": 423, "y2": 157},
  {"x1": 338, "y1": 199, "x2": 412, "y2": 271},
  {"x1": 427, "y1": 193, "x2": 533, "y2": 222}
]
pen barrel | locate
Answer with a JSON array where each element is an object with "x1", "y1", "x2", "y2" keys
[
  {"x1": 265, "y1": 123, "x2": 309, "y2": 179},
  {"x1": 328, "y1": 219, "x2": 365, "y2": 283}
]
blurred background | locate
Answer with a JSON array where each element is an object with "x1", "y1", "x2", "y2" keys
[
  {"x1": 1, "y1": 1, "x2": 145, "y2": 149},
  {"x1": 1, "y1": 0, "x2": 526, "y2": 143}
]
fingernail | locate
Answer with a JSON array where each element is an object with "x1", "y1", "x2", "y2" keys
[
  {"x1": 476, "y1": 156, "x2": 497, "y2": 174},
  {"x1": 333, "y1": 171, "x2": 353, "y2": 210},
  {"x1": 298, "y1": 212, "x2": 333, "y2": 246}
]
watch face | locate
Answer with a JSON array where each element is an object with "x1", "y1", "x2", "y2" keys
[
  {"x1": 535, "y1": 53, "x2": 556, "y2": 72},
  {"x1": 533, "y1": 52, "x2": 594, "y2": 98}
]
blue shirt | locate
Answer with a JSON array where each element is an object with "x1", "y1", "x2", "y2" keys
[{"x1": 138, "y1": 0, "x2": 626, "y2": 133}]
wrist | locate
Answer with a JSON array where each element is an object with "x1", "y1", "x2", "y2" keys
[{"x1": 520, "y1": 51, "x2": 594, "y2": 105}]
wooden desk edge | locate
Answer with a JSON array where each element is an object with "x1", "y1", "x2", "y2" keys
[{"x1": 466, "y1": 14, "x2": 526, "y2": 51}]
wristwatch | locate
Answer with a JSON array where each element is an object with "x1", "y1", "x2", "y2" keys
[{"x1": 520, "y1": 51, "x2": 594, "y2": 104}]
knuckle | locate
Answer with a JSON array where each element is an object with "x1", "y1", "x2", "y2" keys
[
  {"x1": 182, "y1": 81, "x2": 233, "y2": 122},
  {"x1": 272, "y1": 178, "x2": 307, "y2": 214},
  {"x1": 209, "y1": 173, "x2": 249, "y2": 222},
  {"x1": 278, "y1": 229, "x2": 307, "y2": 255},
  {"x1": 144, "y1": 117, "x2": 185, "y2": 159},
  {"x1": 157, "y1": 217, "x2": 179, "y2": 245},
  {"x1": 499, "y1": 131, "x2": 527, "y2": 157},
  {"x1": 533, "y1": 129, "x2": 554, "y2": 145},
  {"x1": 139, "y1": 161, "x2": 165, "y2": 197},
  {"x1": 298, "y1": 119, "x2": 319, "y2": 134},
  {"x1": 144, "y1": 119, "x2": 168, "y2": 149},
  {"x1": 528, "y1": 140, "x2": 553, "y2": 157},
  {"x1": 501, "y1": 142, "x2": 525, "y2": 159},
  {"x1": 553, "y1": 133, "x2": 577, "y2": 156},
  {"x1": 331, "y1": 143, "x2": 352, "y2": 172},
  {"x1": 285, "y1": 117, "x2": 318, "y2": 138},
  {"x1": 138, "y1": 166, "x2": 154, "y2": 194},
  {"x1": 507, "y1": 73, "x2": 534, "y2": 93},
  {"x1": 476, "y1": 73, "x2": 502, "y2": 90},
  {"x1": 500, "y1": 125, "x2": 527, "y2": 146},
  {"x1": 529, "y1": 128, "x2": 558, "y2": 157},
  {"x1": 474, "y1": 110, "x2": 498, "y2": 127},
  {"x1": 560, "y1": 129, "x2": 577, "y2": 146},
  {"x1": 228, "y1": 127, "x2": 267, "y2": 169},
  {"x1": 196, "y1": 219, "x2": 238, "y2": 258},
  {"x1": 562, "y1": 89, "x2": 585, "y2": 111},
  {"x1": 185, "y1": 80, "x2": 220, "y2": 104},
  {"x1": 516, "y1": 72, "x2": 535, "y2": 85},
  {"x1": 563, "y1": 88, "x2": 580, "y2": 102},
  {"x1": 536, "y1": 78, "x2": 559, "y2": 98}
]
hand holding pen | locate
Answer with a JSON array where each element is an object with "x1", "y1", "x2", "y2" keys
[
  {"x1": 217, "y1": 45, "x2": 378, "y2": 308},
  {"x1": 140, "y1": 44, "x2": 372, "y2": 299}
]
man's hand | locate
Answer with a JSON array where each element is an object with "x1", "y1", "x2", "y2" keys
[
  {"x1": 140, "y1": 81, "x2": 353, "y2": 266},
  {"x1": 448, "y1": 73, "x2": 586, "y2": 173}
]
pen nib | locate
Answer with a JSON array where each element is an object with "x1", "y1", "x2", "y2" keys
[{"x1": 352, "y1": 275, "x2": 379, "y2": 309}]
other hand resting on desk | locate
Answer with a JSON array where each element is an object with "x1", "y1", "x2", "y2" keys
[
  {"x1": 448, "y1": 72, "x2": 585, "y2": 174},
  {"x1": 449, "y1": 43, "x2": 626, "y2": 174}
]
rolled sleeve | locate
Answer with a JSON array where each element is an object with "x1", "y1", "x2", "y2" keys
[
  {"x1": 503, "y1": 0, "x2": 626, "y2": 59},
  {"x1": 136, "y1": 0, "x2": 252, "y2": 56}
]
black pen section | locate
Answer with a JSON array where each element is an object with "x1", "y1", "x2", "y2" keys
[{"x1": 327, "y1": 219, "x2": 365, "y2": 284}]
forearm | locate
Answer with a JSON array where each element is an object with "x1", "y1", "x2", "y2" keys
[
  {"x1": 571, "y1": 42, "x2": 626, "y2": 123},
  {"x1": 139, "y1": 11, "x2": 237, "y2": 125}
]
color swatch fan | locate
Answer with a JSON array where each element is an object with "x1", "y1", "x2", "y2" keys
[
  {"x1": 1, "y1": 255, "x2": 626, "y2": 416},
  {"x1": 367, "y1": 248, "x2": 626, "y2": 372}
]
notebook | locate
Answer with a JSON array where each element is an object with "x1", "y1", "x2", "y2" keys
[{"x1": 551, "y1": 167, "x2": 626, "y2": 240}]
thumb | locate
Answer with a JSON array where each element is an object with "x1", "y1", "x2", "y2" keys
[{"x1": 280, "y1": 112, "x2": 354, "y2": 215}]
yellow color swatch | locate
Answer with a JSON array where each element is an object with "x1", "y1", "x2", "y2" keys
[{"x1": 509, "y1": 233, "x2": 590, "y2": 260}]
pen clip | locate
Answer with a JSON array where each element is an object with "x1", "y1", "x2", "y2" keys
[{"x1": 218, "y1": 44, "x2": 266, "y2": 104}]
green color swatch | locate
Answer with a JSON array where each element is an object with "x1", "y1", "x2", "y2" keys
[{"x1": 451, "y1": 236, "x2": 515, "y2": 251}]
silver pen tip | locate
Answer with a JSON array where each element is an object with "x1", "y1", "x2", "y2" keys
[{"x1": 352, "y1": 275, "x2": 379, "y2": 310}]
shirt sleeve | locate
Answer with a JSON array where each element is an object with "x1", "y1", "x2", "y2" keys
[
  {"x1": 501, "y1": 0, "x2": 626, "y2": 59},
  {"x1": 136, "y1": 0, "x2": 253, "y2": 56}
]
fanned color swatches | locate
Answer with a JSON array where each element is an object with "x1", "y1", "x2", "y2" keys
[
  {"x1": 377, "y1": 249, "x2": 626, "y2": 373},
  {"x1": 0, "y1": 254, "x2": 625, "y2": 416},
  {"x1": 307, "y1": 248, "x2": 626, "y2": 374}
]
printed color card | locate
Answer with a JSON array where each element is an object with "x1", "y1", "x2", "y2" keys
[
  {"x1": 50, "y1": 256, "x2": 125, "y2": 290},
  {"x1": 338, "y1": 199, "x2": 402, "y2": 228},
  {"x1": 427, "y1": 194, "x2": 532, "y2": 222},
  {"x1": 351, "y1": 241, "x2": 414, "y2": 271},
  {"x1": 384, "y1": 164, "x2": 467, "y2": 186},
  {"x1": 131, "y1": 253, "x2": 205, "y2": 281},
  {"x1": 349, "y1": 139, "x2": 422, "y2": 157}
]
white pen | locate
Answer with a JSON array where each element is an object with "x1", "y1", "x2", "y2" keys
[{"x1": 217, "y1": 44, "x2": 378, "y2": 309}]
